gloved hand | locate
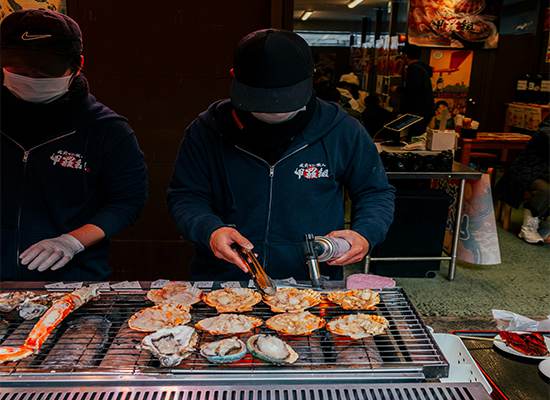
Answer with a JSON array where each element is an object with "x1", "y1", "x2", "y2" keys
[{"x1": 20, "y1": 234, "x2": 85, "y2": 272}]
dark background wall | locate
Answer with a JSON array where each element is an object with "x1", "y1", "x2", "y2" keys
[{"x1": 66, "y1": 0, "x2": 289, "y2": 280}]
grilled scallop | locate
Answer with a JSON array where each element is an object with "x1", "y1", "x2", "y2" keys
[
  {"x1": 195, "y1": 314, "x2": 263, "y2": 335},
  {"x1": 266, "y1": 311, "x2": 325, "y2": 336},
  {"x1": 140, "y1": 325, "x2": 198, "y2": 367},
  {"x1": 247, "y1": 334, "x2": 298, "y2": 365},
  {"x1": 327, "y1": 289, "x2": 380, "y2": 311},
  {"x1": 327, "y1": 314, "x2": 389, "y2": 340},
  {"x1": 128, "y1": 303, "x2": 191, "y2": 332},
  {"x1": 0, "y1": 291, "x2": 34, "y2": 312},
  {"x1": 263, "y1": 288, "x2": 321, "y2": 313},
  {"x1": 200, "y1": 337, "x2": 247, "y2": 363},
  {"x1": 147, "y1": 281, "x2": 202, "y2": 307},
  {"x1": 203, "y1": 288, "x2": 262, "y2": 313}
]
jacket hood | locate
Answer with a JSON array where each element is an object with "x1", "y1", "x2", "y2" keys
[{"x1": 197, "y1": 98, "x2": 349, "y2": 147}]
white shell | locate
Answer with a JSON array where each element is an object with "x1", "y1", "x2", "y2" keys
[
  {"x1": 247, "y1": 334, "x2": 298, "y2": 364},
  {"x1": 140, "y1": 325, "x2": 198, "y2": 367}
]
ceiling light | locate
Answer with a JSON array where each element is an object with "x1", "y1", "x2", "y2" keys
[
  {"x1": 347, "y1": 0, "x2": 364, "y2": 8},
  {"x1": 301, "y1": 10, "x2": 314, "y2": 21}
]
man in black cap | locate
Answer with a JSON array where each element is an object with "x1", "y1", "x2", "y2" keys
[
  {"x1": 168, "y1": 29, "x2": 395, "y2": 280},
  {"x1": 1, "y1": 9, "x2": 148, "y2": 281}
]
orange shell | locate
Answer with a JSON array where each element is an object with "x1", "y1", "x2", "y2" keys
[
  {"x1": 263, "y1": 288, "x2": 322, "y2": 313},
  {"x1": 327, "y1": 289, "x2": 380, "y2": 310},
  {"x1": 203, "y1": 288, "x2": 262, "y2": 313},
  {"x1": 128, "y1": 303, "x2": 191, "y2": 332},
  {"x1": 326, "y1": 314, "x2": 388, "y2": 339},
  {"x1": 195, "y1": 314, "x2": 263, "y2": 335},
  {"x1": 266, "y1": 311, "x2": 325, "y2": 336}
]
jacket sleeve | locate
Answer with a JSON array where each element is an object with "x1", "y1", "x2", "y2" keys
[
  {"x1": 167, "y1": 122, "x2": 226, "y2": 250},
  {"x1": 343, "y1": 122, "x2": 395, "y2": 249},
  {"x1": 88, "y1": 120, "x2": 148, "y2": 238}
]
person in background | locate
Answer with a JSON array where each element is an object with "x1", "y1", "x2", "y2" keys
[
  {"x1": 0, "y1": 9, "x2": 148, "y2": 280},
  {"x1": 362, "y1": 94, "x2": 392, "y2": 138},
  {"x1": 429, "y1": 100, "x2": 455, "y2": 130},
  {"x1": 400, "y1": 43, "x2": 434, "y2": 136},
  {"x1": 496, "y1": 116, "x2": 550, "y2": 244},
  {"x1": 336, "y1": 72, "x2": 366, "y2": 122},
  {"x1": 168, "y1": 29, "x2": 395, "y2": 281}
]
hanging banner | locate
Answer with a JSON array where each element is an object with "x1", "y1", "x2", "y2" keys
[
  {"x1": 408, "y1": 0, "x2": 500, "y2": 49},
  {"x1": 0, "y1": 0, "x2": 66, "y2": 21},
  {"x1": 429, "y1": 49, "x2": 473, "y2": 127}
]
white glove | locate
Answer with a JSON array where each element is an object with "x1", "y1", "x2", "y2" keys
[{"x1": 20, "y1": 234, "x2": 85, "y2": 272}]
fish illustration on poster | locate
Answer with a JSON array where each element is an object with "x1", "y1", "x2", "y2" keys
[
  {"x1": 408, "y1": 0, "x2": 500, "y2": 49},
  {"x1": 0, "y1": 0, "x2": 66, "y2": 21}
]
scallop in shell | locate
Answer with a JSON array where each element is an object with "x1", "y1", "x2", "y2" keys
[
  {"x1": 246, "y1": 334, "x2": 298, "y2": 365},
  {"x1": 200, "y1": 337, "x2": 247, "y2": 363},
  {"x1": 18, "y1": 293, "x2": 65, "y2": 320},
  {"x1": 140, "y1": 325, "x2": 198, "y2": 367}
]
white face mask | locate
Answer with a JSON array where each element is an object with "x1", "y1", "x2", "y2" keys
[
  {"x1": 252, "y1": 106, "x2": 306, "y2": 124},
  {"x1": 2, "y1": 68, "x2": 73, "y2": 103}
]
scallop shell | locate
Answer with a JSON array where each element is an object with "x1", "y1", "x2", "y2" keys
[
  {"x1": 326, "y1": 314, "x2": 389, "y2": 340},
  {"x1": 140, "y1": 325, "x2": 198, "y2": 367},
  {"x1": 195, "y1": 314, "x2": 263, "y2": 335},
  {"x1": 128, "y1": 303, "x2": 191, "y2": 332},
  {"x1": 203, "y1": 288, "x2": 262, "y2": 313},
  {"x1": 266, "y1": 311, "x2": 325, "y2": 336},
  {"x1": 200, "y1": 337, "x2": 247, "y2": 363},
  {"x1": 0, "y1": 291, "x2": 34, "y2": 312},
  {"x1": 18, "y1": 293, "x2": 65, "y2": 320},
  {"x1": 263, "y1": 288, "x2": 322, "y2": 313},
  {"x1": 247, "y1": 334, "x2": 298, "y2": 364},
  {"x1": 147, "y1": 282, "x2": 202, "y2": 307},
  {"x1": 327, "y1": 289, "x2": 380, "y2": 310}
]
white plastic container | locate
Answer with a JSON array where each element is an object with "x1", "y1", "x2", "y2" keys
[{"x1": 433, "y1": 333, "x2": 493, "y2": 394}]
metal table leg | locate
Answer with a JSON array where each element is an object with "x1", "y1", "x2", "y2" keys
[{"x1": 448, "y1": 178, "x2": 466, "y2": 281}]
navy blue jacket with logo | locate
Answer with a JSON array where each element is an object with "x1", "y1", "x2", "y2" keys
[
  {"x1": 0, "y1": 81, "x2": 147, "y2": 281},
  {"x1": 168, "y1": 98, "x2": 395, "y2": 281}
]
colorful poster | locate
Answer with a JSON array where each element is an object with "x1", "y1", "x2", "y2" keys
[
  {"x1": 408, "y1": 0, "x2": 500, "y2": 49},
  {"x1": 429, "y1": 49, "x2": 473, "y2": 123},
  {"x1": 0, "y1": 0, "x2": 66, "y2": 21}
]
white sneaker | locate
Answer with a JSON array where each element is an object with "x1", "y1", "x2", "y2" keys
[{"x1": 518, "y1": 209, "x2": 544, "y2": 244}]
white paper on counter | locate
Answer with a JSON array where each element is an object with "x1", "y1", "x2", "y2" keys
[
  {"x1": 63, "y1": 282, "x2": 83, "y2": 289},
  {"x1": 44, "y1": 282, "x2": 69, "y2": 291},
  {"x1": 111, "y1": 281, "x2": 142, "y2": 291},
  {"x1": 150, "y1": 279, "x2": 170, "y2": 289},
  {"x1": 89, "y1": 282, "x2": 111, "y2": 291},
  {"x1": 193, "y1": 281, "x2": 213, "y2": 289},
  {"x1": 493, "y1": 310, "x2": 550, "y2": 331},
  {"x1": 220, "y1": 281, "x2": 241, "y2": 288}
]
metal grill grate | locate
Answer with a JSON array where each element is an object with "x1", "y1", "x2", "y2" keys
[
  {"x1": 0, "y1": 287, "x2": 448, "y2": 381},
  {"x1": 0, "y1": 383, "x2": 491, "y2": 400}
]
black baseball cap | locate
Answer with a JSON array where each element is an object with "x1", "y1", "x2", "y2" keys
[
  {"x1": 1, "y1": 9, "x2": 83, "y2": 76},
  {"x1": 230, "y1": 29, "x2": 314, "y2": 113}
]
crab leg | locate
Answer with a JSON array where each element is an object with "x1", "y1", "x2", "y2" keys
[{"x1": 0, "y1": 286, "x2": 99, "y2": 363}]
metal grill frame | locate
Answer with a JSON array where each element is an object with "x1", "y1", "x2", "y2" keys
[
  {"x1": 0, "y1": 285, "x2": 449, "y2": 385},
  {"x1": 0, "y1": 383, "x2": 491, "y2": 399}
]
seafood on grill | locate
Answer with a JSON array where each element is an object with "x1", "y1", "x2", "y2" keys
[
  {"x1": 147, "y1": 281, "x2": 202, "y2": 307},
  {"x1": 128, "y1": 303, "x2": 191, "y2": 332},
  {"x1": 18, "y1": 293, "x2": 65, "y2": 320},
  {"x1": 0, "y1": 286, "x2": 99, "y2": 364},
  {"x1": 266, "y1": 311, "x2": 325, "y2": 336},
  {"x1": 247, "y1": 334, "x2": 298, "y2": 364},
  {"x1": 327, "y1": 289, "x2": 380, "y2": 311},
  {"x1": 327, "y1": 314, "x2": 389, "y2": 340},
  {"x1": 203, "y1": 288, "x2": 262, "y2": 313},
  {"x1": 0, "y1": 291, "x2": 33, "y2": 312},
  {"x1": 200, "y1": 337, "x2": 247, "y2": 363},
  {"x1": 195, "y1": 314, "x2": 263, "y2": 335},
  {"x1": 263, "y1": 288, "x2": 321, "y2": 313},
  {"x1": 140, "y1": 325, "x2": 198, "y2": 367},
  {"x1": 42, "y1": 315, "x2": 112, "y2": 368}
]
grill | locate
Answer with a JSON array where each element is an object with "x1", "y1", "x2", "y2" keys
[
  {"x1": 0, "y1": 286, "x2": 448, "y2": 384},
  {"x1": 0, "y1": 383, "x2": 491, "y2": 400}
]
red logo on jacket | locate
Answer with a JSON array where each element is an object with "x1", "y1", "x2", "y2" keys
[
  {"x1": 294, "y1": 163, "x2": 329, "y2": 180},
  {"x1": 50, "y1": 150, "x2": 90, "y2": 172}
]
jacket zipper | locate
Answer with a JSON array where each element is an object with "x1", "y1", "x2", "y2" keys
[
  {"x1": 234, "y1": 144, "x2": 309, "y2": 268},
  {"x1": 1, "y1": 130, "x2": 77, "y2": 266}
]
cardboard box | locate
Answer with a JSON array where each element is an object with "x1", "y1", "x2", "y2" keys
[{"x1": 426, "y1": 128, "x2": 457, "y2": 151}]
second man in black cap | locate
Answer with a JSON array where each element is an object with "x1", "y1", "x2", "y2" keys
[{"x1": 168, "y1": 29, "x2": 395, "y2": 280}]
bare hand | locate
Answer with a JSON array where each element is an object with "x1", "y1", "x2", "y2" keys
[
  {"x1": 326, "y1": 230, "x2": 369, "y2": 266},
  {"x1": 209, "y1": 227, "x2": 253, "y2": 273}
]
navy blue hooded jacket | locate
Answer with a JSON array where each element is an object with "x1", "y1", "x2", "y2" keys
[
  {"x1": 168, "y1": 98, "x2": 395, "y2": 281},
  {"x1": 0, "y1": 76, "x2": 147, "y2": 281}
]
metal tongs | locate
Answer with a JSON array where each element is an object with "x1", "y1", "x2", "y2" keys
[{"x1": 233, "y1": 245, "x2": 277, "y2": 296}]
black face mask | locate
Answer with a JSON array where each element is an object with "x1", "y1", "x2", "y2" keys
[{"x1": 226, "y1": 96, "x2": 317, "y2": 165}]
